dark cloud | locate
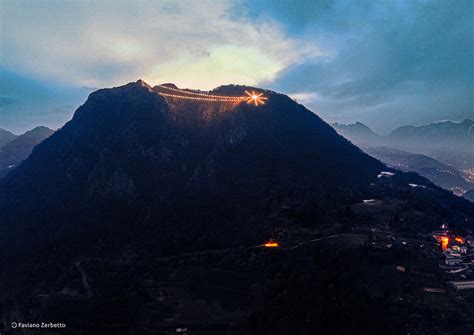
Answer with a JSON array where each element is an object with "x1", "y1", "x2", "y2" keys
[
  {"x1": 0, "y1": 69, "x2": 89, "y2": 133},
  {"x1": 249, "y1": 0, "x2": 473, "y2": 131},
  {"x1": 2, "y1": 1, "x2": 472, "y2": 133}
]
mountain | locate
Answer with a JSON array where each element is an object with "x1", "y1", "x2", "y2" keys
[
  {"x1": 334, "y1": 120, "x2": 474, "y2": 184},
  {"x1": 0, "y1": 80, "x2": 385, "y2": 255},
  {"x1": 332, "y1": 121, "x2": 383, "y2": 147},
  {"x1": 388, "y1": 119, "x2": 474, "y2": 170},
  {"x1": 389, "y1": 119, "x2": 474, "y2": 143},
  {"x1": 0, "y1": 127, "x2": 17, "y2": 148},
  {"x1": 464, "y1": 189, "x2": 474, "y2": 202},
  {"x1": 1, "y1": 81, "x2": 473, "y2": 334},
  {"x1": 0, "y1": 126, "x2": 54, "y2": 178},
  {"x1": 365, "y1": 147, "x2": 473, "y2": 196}
]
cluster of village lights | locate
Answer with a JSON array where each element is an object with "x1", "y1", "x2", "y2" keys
[
  {"x1": 156, "y1": 85, "x2": 267, "y2": 106},
  {"x1": 440, "y1": 235, "x2": 465, "y2": 252}
]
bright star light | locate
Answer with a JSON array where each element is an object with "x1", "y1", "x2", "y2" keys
[{"x1": 245, "y1": 90, "x2": 267, "y2": 106}]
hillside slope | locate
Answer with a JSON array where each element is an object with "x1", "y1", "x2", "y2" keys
[
  {"x1": 0, "y1": 127, "x2": 17, "y2": 148},
  {"x1": 0, "y1": 81, "x2": 473, "y2": 334},
  {"x1": 0, "y1": 81, "x2": 386, "y2": 256}
]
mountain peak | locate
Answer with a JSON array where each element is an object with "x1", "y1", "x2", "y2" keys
[
  {"x1": 28, "y1": 125, "x2": 54, "y2": 134},
  {"x1": 0, "y1": 80, "x2": 386, "y2": 254},
  {"x1": 0, "y1": 125, "x2": 54, "y2": 178},
  {"x1": 332, "y1": 121, "x2": 381, "y2": 141},
  {"x1": 135, "y1": 79, "x2": 152, "y2": 89},
  {"x1": 0, "y1": 128, "x2": 17, "y2": 148},
  {"x1": 158, "y1": 82, "x2": 179, "y2": 89}
]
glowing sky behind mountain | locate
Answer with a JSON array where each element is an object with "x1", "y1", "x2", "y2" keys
[{"x1": 0, "y1": 0, "x2": 472, "y2": 133}]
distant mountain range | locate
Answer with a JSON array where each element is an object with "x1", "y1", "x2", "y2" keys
[
  {"x1": 389, "y1": 119, "x2": 474, "y2": 143},
  {"x1": 465, "y1": 189, "x2": 474, "y2": 202},
  {"x1": 332, "y1": 121, "x2": 383, "y2": 145},
  {"x1": 333, "y1": 119, "x2": 473, "y2": 145},
  {"x1": 1, "y1": 81, "x2": 473, "y2": 333},
  {"x1": 0, "y1": 127, "x2": 17, "y2": 148},
  {"x1": 333, "y1": 120, "x2": 474, "y2": 197},
  {"x1": 0, "y1": 126, "x2": 54, "y2": 178}
]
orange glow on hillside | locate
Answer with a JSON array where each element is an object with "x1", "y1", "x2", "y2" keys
[
  {"x1": 455, "y1": 237, "x2": 464, "y2": 244},
  {"x1": 264, "y1": 240, "x2": 279, "y2": 248},
  {"x1": 441, "y1": 236, "x2": 449, "y2": 252}
]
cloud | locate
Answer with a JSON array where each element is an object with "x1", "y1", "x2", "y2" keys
[
  {"x1": 0, "y1": 68, "x2": 90, "y2": 133},
  {"x1": 0, "y1": 0, "x2": 320, "y2": 89},
  {"x1": 288, "y1": 92, "x2": 320, "y2": 105},
  {"x1": 2, "y1": 0, "x2": 472, "y2": 133},
  {"x1": 255, "y1": 0, "x2": 474, "y2": 132},
  {"x1": 151, "y1": 45, "x2": 283, "y2": 89}
]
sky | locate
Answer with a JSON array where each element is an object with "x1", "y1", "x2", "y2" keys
[{"x1": 0, "y1": 0, "x2": 472, "y2": 134}]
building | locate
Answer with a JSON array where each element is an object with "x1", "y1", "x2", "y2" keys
[
  {"x1": 432, "y1": 230, "x2": 448, "y2": 242},
  {"x1": 450, "y1": 281, "x2": 474, "y2": 290}
]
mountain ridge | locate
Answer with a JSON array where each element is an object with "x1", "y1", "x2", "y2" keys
[
  {"x1": 332, "y1": 119, "x2": 474, "y2": 140},
  {"x1": 0, "y1": 127, "x2": 17, "y2": 148},
  {"x1": 0, "y1": 125, "x2": 54, "y2": 178},
  {"x1": 332, "y1": 120, "x2": 474, "y2": 186}
]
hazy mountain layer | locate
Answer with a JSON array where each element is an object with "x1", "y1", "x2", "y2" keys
[
  {"x1": 0, "y1": 126, "x2": 54, "y2": 178},
  {"x1": 365, "y1": 147, "x2": 474, "y2": 196},
  {"x1": 333, "y1": 121, "x2": 474, "y2": 188},
  {"x1": 0, "y1": 127, "x2": 17, "y2": 149}
]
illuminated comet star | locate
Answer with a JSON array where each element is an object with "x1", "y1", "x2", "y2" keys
[
  {"x1": 156, "y1": 84, "x2": 267, "y2": 106},
  {"x1": 245, "y1": 90, "x2": 267, "y2": 106}
]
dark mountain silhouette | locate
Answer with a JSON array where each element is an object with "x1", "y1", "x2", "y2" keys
[
  {"x1": 1, "y1": 81, "x2": 473, "y2": 334},
  {"x1": 0, "y1": 127, "x2": 17, "y2": 148},
  {"x1": 0, "y1": 80, "x2": 385, "y2": 255},
  {"x1": 365, "y1": 147, "x2": 473, "y2": 196},
  {"x1": 464, "y1": 189, "x2": 474, "y2": 202},
  {"x1": 0, "y1": 126, "x2": 54, "y2": 178}
]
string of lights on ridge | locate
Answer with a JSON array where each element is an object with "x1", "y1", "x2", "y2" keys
[{"x1": 156, "y1": 84, "x2": 268, "y2": 106}]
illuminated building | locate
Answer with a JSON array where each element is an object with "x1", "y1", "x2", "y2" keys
[{"x1": 264, "y1": 240, "x2": 279, "y2": 248}]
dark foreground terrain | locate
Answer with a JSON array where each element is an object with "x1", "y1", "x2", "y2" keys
[{"x1": 1, "y1": 81, "x2": 473, "y2": 334}]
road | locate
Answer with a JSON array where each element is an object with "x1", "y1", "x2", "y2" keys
[
  {"x1": 74, "y1": 233, "x2": 367, "y2": 297},
  {"x1": 75, "y1": 257, "x2": 103, "y2": 298},
  {"x1": 155, "y1": 233, "x2": 367, "y2": 262}
]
